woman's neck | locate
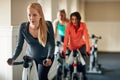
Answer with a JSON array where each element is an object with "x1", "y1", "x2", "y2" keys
[
  {"x1": 29, "y1": 25, "x2": 38, "y2": 38},
  {"x1": 30, "y1": 24, "x2": 39, "y2": 30}
]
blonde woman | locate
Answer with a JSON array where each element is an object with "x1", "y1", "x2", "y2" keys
[
  {"x1": 8, "y1": 3, "x2": 55, "y2": 80},
  {"x1": 53, "y1": 9, "x2": 69, "y2": 42}
]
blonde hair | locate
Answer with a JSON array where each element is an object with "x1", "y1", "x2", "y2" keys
[
  {"x1": 57, "y1": 9, "x2": 66, "y2": 18},
  {"x1": 27, "y1": 3, "x2": 48, "y2": 47}
]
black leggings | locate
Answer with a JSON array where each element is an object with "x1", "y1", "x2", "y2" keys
[
  {"x1": 38, "y1": 64, "x2": 51, "y2": 80},
  {"x1": 36, "y1": 58, "x2": 54, "y2": 80}
]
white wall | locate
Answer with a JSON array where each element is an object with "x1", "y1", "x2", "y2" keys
[
  {"x1": 0, "y1": 0, "x2": 11, "y2": 26},
  {"x1": 38, "y1": 0, "x2": 52, "y2": 21},
  {"x1": 38, "y1": 0, "x2": 81, "y2": 21},
  {"x1": 87, "y1": 22, "x2": 120, "y2": 52},
  {"x1": 0, "y1": 26, "x2": 12, "y2": 80},
  {"x1": 85, "y1": 1, "x2": 120, "y2": 52},
  {"x1": 11, "y1": 0, "x2": 37, "y2": 26}
]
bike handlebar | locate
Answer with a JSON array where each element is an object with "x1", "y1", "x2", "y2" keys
[
  {"x1": 7, "y1": 56, "x2": 33, "y2": 68},
  {"x1": 90, "y1": 34, "x2": 102, "y2": 39},
  {"x1": 13, "y1": 61, "x2": 24, "y2": 65},
  {"x1": 56, "y1": 41, "x2": 63, "y2": 47},
  {"x1": 7, "y1": 58, "x2": 24, "y2": 65}
]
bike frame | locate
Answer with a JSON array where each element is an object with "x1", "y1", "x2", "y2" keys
[
  {"x1": 67, "y1": 49, "x2": 85, "y2": 80},
  {"x1": 7, "y1": 56, "x2": 39, "y2": 80},
  {"x1": 22, "y1": 59, "x2": 38, "y2": 80},
  {"x1": 87, "y1": 34, "x2": 102, "y2": 74},
  {"x1": 66, "y1": 49, "x2": 85, "y2": 66},
  {"x1": 49, "y1": 41, "x2": 67, "y2": 80}
]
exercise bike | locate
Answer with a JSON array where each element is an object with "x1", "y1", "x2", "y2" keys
[
  {"x1": 7, "y1": 56, "x2": 39, "y2": 80},
  {"x1": 48, "y1": 41, "x2": 69, "y2": 80},
  {"x1": 87, "y1": 34, "x2": 102, "y2": 74},
  {"x1": 66, "y1": 49, "x2": 86, "y2": 80},
  {"x1": 54, "y1": 41, "x2": 70, "y2": 80}
]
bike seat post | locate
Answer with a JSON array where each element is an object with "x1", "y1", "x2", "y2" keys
[{"x1": 73, "y1": 50, "x2": 78, "y2": 73}]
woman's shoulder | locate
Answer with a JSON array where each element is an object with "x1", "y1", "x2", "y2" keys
[
  {"x1": 46, "y1": 21, "x2": 54, "y2": 35},
  {"x1": 66, "y1": 18, "x2": 70, "y2": 23},
  {"x1": 46, "y1": 21, "x2": 54, "y2": 30},
  {"x1": 53, "y1": 19, "x2": 59, "y2": 23},
  {"x1": 19, "y1": 22, "x2": 29, "y2": 30},
  {"x1": 19, "y1": 22, "x2": 28, "y2": 27},
  {"x1": 80, "y1": 22, "x2": 87, "y2": 29},
  {"x1": 67, "y1": 22, "x2": 72, "y2": 26},
  {"x1": 46, "y1": 21, "x2": 52, "y2": 27},
  {"x1": 52, "y1": 19, "x2": 59, "y2": 26}
]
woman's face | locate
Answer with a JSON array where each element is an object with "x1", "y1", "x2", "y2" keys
[
  {"x1": 27, "y1": 8, "x2": 41, "y2": 27},
  {"x1": 71, "y1": 16, "x2": 78, "y2": 27},
  {"x1": 58, "y1": 12, "x2": 66, "y2": 21}
]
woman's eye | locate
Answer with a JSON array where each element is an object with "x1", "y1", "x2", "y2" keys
[
  {"x1": 33, "y1": 14, "x2": 37, "y2": 17},
  {"x1": 28, "y1": 14, "x2": 31, "y2": 17}
]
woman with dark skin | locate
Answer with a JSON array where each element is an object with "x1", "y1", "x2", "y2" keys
[{"x1": 7, "y1": 3, "x2": 55, "y2": 80}]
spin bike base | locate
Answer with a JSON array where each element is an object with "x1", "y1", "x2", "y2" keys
[
  {"x1": 87, "y1": 69, "x2": 102, "y2": 74},
  {"x1": 87, "y1": 64, "x2": 102, "y2": 74}
]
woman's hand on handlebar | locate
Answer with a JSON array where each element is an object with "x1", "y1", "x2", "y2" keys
[
  {"x1": 59, "y1": 51, "x2": 65, "y2": 59},
  {"x1": 43, "y1": 59, "x2": 52, "y2": 67},
  {"x1": 7, "y1": 58, "x2": 15, "y2": 65}
]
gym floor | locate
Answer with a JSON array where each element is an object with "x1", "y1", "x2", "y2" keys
[{"x1": 86, "y1": 52, "x2": 120, "y2": 80}]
